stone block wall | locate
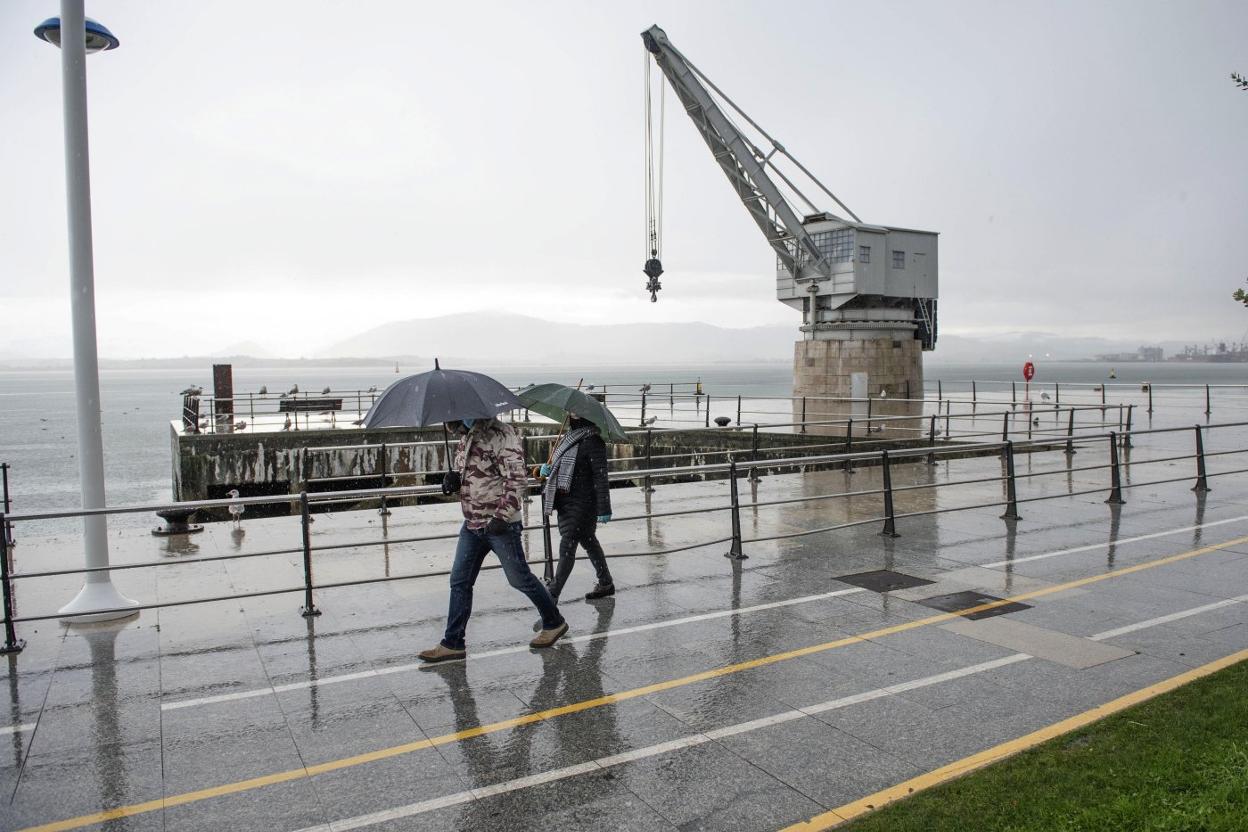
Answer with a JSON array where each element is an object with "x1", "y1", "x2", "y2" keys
[{"x1": 793, "y1": 338, "x2": 924, "y2": 438}]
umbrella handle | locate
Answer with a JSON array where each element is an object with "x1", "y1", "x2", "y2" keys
[
  {"x1": 442, "y1": 424, "x2": 454, "y2": 473},
  {"x1": 545, "y1": 378, "x2": 585, "y2": 467}
]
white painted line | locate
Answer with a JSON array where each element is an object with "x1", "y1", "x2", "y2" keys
[
  {"x1": 0, "y1": 722, "x2": 34, "y2": 737},
  {"x1": 980, "y1": 515, "x2": 1248, "y2": 570},
  {"x1": 162, "y1": 587, "x2": 870, "y2": 712},
  {"x1": 283, "y1": 591, "x2": 1245, "y2": 832},
  {"x1": 1090, "y1": 593, "x2": 1248, "y2": 641}
]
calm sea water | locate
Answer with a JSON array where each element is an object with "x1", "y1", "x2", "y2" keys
[{"x1": 2, "y1": 360, "x2": 1246, "y2": 533}]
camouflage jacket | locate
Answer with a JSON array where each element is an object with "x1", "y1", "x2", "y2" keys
[{"x1": 453, "y1": 419, "x2": 527, "y2": 529}]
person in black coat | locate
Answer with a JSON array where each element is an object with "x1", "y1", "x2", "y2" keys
[{"x1": 541, "y1": 415, "x2": 615, "y2": 601}]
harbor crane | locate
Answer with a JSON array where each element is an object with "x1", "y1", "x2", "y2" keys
[{"x1": 641, "y1": 24, "x2": 939, "y2": 417}]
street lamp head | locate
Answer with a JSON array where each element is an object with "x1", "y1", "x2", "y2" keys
[{"x1": 33, "y1": 16, "x2": 119, "y2": 52}]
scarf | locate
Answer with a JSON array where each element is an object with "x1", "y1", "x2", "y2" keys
[{"x1": 542, "y1": 425, "x2": 596, "y2": 517}]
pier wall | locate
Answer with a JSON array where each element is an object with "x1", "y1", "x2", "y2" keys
[{"x1": 792, "y1": 338, "x2": 924, "y2": 437}]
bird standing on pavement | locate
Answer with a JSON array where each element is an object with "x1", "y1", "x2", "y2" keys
[{"x1": 227, "y1": 489, "x2": 244, "y2": 528}]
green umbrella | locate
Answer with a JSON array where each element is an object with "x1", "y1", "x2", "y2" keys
[{"x1": 517, "y1": 383, "x2": 630, "y2": 442}]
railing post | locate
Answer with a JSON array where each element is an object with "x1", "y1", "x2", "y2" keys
[
  {"x1": 1065, "y1": 408, "x2": 1077, "y2": 456},
  {"x1": 927, "y1": 414, "x2": 937, "y2": 465},
  {"x1": 800, "y1": 396, "x2": 807, "y2": 433},
  {"x1": 0, "y1": 515, "x2": 24, "y2": 654},
  {"x1": 639, "y1": 391, "x2": 647, "y2": 427},
  {"x1": 1123, "y1": 405, "x2": 1134, "y2": 449},
  {"x1": 1105, "y1": 433, "x2": 1125, "y2": 505},
  {"x1": 750, "y1": 423, "x2": 759, "y2": 461},
  {"x1": 1, "y1": 463, "x2": 13, "y2": 546},
  {"x1": 669, "y1": 382, "x2": 674, "y2": 408},
  {"x1": 705, "y1": 394, "x2": 711, "y2": 428},
  {"x1": 642, "y1": 428, "x2": 655, "y2": 493},
  {"x1": 1002, "y1": 411, "x2": 1009, "y2": 442},
  {"x1": 299, "y1": 492, "x2": 321, "y2": 617},
  {"x1": 972, "y1": 380, "x2": 977, "y2": 407},
  {"x1": 1205, "y1": 384, "x2": 1211, "y2": 416},
  {"x1": 944, "y1": 399, "x2": 951, "y2": 438},
  {"x1": 1055, "y1": 382, "x2": 1060, "y2": 405},
  {"x1": 844, "y1": 419, "x2": 855, "y2": 473},
  {"x1": 866, "y1": 396, "x2": 873, "y2": 433},
  {"x1": 1011, "y1": 381, "x2": 1017, "y2": 408},
  {"x1": 724, "y1": 460, "x2": 746, "y2": 560},
  {"x1": 1192, "y1": 425, "x2": 1210, "y2": 493},
  {"x1": 541, "y1": 510, "x2": 555, "y2": 582},
  {"x1": 937, "y1": 379, "x2": 943, "y2": 403},
  {"x1": 1147, "y1": 383, "x2": 1153, "y2": 414},
  {"x1": 999, "y1": 440, "x2": 1021, "y2": 521},
  {"x1": 880, "y1": 449, "x2": 899, "y2": 537},
  {"x1": 736, "y1": 395, "x2": 742, "y2": 425},
  {"x1": 378, "y1": 442, "x2": 391, "y2": 516}
]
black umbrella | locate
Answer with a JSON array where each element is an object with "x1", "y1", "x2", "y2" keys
[
  {"x1": 363, "y1": 360, "x2": 522, "y2": 479},
  {"x1": 362, "y1": 360, "x2": 521, "y2": 428}
]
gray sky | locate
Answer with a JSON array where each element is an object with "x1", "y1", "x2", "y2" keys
[{"x1": 2, "y1": 0, "x2": 1246, "y2": 358}]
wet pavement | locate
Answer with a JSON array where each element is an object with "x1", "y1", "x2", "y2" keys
[{"x1": 3, "y1": 422, "x2": 1248, "y2": 831}]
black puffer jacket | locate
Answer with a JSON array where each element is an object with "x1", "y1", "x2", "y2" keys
[{"x1": 557, "y1": 430, "x2": 611, "y2": 517}]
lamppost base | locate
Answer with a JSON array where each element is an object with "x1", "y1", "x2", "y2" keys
[{"x1": 58, "y1": 581, "x2": 140, "y2": 623}]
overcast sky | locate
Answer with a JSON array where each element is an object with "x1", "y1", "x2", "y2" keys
[{"x1": 2, "y1": 0, "x2": 1246, "y2": 358}]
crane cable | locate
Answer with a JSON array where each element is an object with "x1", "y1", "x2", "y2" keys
[{"x1": 643, "y1": 52, "x2": 665, "y2": 301}]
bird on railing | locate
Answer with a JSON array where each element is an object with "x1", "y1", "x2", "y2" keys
[
  {"x1": 287, "y1": 384, "x2": 299, "y2": 396},
  {"x1": 180, "y1": 385, "x2": 203, "y2": 397},
  {"x1": 879, "y1": 388, "x2": 888, "y2": 398},
  {"x1": 640, "y1": 384, "x2": 651, "y2": 393},
  {"x1": 233, "y1": 420, "x2": 247, "y2": 431},
  {"x1": 586, "y1": 384, "x2": 596, "y2": 391},
  {"x1": 1032, "y1": 417, "x2": 1041, "y2": 427},
  {"x1": 868, "y1": 424, "x2": 884, "y2": 433},
  {"x1": 321, "y1": 386, "x2": 331, "y2": 395},
  {"x1": 227, "y1": 489, "x2": 244, "y2": 529},
  {"x1": 258, "y1": 385, "x2": 267, "y2": 395},
  {"x1": 283, "y1": 415, "x2": 293, "y2": 431},
  {"x1": 318, "y1": 410, "x2": 337, "y2": 428},
  {"x1": 367, "y1": 385, "x2": 377, "y2": 394},
  {"x1": 641, "y1": 415, "x2": 658, "y2": 426}
]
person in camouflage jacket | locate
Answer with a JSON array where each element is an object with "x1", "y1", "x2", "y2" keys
[{"x1": 419, "y1": 417, "x2": 567, "y2": 662}]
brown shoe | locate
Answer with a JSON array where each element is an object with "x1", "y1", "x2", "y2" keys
[
  {"x1": 529, "y1": 621, "x2": 568, "y2": 649},
  {"x1": 418, "y1": 644, "x2": 466, "y2": 663}
]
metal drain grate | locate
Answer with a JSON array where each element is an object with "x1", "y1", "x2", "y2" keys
[
  {"x1": 835, "y1": 570, "x2": 936, "y2": 593},
  {"x1": 917, "y1": 590, "x2": 1032, "y2": 620}
]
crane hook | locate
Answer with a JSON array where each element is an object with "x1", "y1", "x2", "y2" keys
[{"x1": 644, "y1": 257, "x2": 663, "y2": 302}]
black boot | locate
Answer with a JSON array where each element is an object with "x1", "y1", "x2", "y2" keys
[{"x1": 584, "y1": 582, "x2": 614, "y2": 600}]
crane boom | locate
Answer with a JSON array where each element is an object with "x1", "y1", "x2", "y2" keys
[{"x1": 642, "y1": 25, "x2": 832, "y2": 284}]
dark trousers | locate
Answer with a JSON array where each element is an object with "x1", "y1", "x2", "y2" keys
[
  {"x1": 548, "y1": 499, "x2": 613, "y2": 600},
  {"x1": 441, "y1": 521, "x2": 563, "y2": 650}
]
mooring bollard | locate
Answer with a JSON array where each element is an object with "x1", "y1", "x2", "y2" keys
[
  {"x1": 299, "y1": 492, "x2": 321, "y2": 617},
  {"x1": 0, "y1": 515, "x2": 24, "y2": 654},
  {"x1": 378, "y1": 442, "x2": 391, "y2": 516},
  {"x1": 1065, "y1": 408, "x2": 1077, "y2": 456},
  {"x1": 880, "y1": 449, "x2": 899, "y2": 537},
  {"x1": 927, "y1": 414, "x2": 938, "y2": 466},
  {"x1": 1000, "y1": 441, "x2": 1021, "y2": 521},
  {"x1": 800, "y1": 396, "x2": 807, "y2": 433},
  {"x1": 844, "y1": 419, "x2": 855, "y2": 473},
  {"x1": 724, "y1": 460, "x2": 746, "y2": 560},
  {"x1": 1192, "y1": 425, "x2": 1210, "y2": 493},
  {"x1": 1105, "y1": 432, "x2": 1125, "y2": 505}
]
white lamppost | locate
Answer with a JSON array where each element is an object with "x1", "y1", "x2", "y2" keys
[{"x1": 35, "y1": 3, "x2": 139, "y2": 621}]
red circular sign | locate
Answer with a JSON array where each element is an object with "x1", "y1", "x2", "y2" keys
[{"x1": 1023, "y1": 361, "x2": 1035, "y2": 381}]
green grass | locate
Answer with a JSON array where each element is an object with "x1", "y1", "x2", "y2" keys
[{"x1": 840, "y1": 658, "x2": 1248, "y2": 832}]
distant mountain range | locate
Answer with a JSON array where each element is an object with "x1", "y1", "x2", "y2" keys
[{"x1": 0, "y1": 312, "x2": 1184, "y2": 367}]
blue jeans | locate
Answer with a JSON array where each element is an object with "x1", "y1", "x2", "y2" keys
[{"x1": 441, "y1": 521, "x2": 564, "y2": 650}]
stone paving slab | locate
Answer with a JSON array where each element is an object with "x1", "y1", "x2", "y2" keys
[{"x1": 940, "y1": 617, "x2": 1135, "y2": 668}]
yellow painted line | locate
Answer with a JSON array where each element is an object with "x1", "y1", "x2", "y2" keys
[
  {"x1": 780, "y1": 646, "x2": 1248, "y2": 831},
  {"x1": 20, "y1": 532, "x2": 1248, "y2": 832}
]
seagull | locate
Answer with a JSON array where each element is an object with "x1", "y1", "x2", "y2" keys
[
  {"x1": 641, "y1": 415, "x2": 658, "y2": 426},
  {"x1": 227, "y1": 489, "x2": 244, "y2": 528},
  {"x1": 639, "y1": 384, "x2": 651, "y2": 393},
  {"x1": 1032, "y1": 417, "x2": 1041, "y2": 427},
  {"x1": 180, "y1": 385, "x2": 203, "y2": 397},
  {"x1": 879, "y1": 388, "x2": 888, "y2": 398},
  {"x1": 321, "y1": 386, "x2": 331, "y2": 395},
  {"x1": 287, "y1": 384, "x2": 299, "y2": 395},
  {"x1": 258, "y1": 385, "x2": 267, "y2": 395},
  {"x1": 283, "y1": 415, "x2": 293, "y2": 431},
  {"x1": 233, "y1": 420, "x2": 247, "y2": 431},
  {"x1": 868, "y1": 424, "x2": 884, "y2": 433},
  {"x1": 367, "y1": 385, "x2": 377, "y2": 394},
  {"x1": 1040, "y1": 392, "x2": 1052, "y2": 401}
]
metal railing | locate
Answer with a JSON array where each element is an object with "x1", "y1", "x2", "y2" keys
[{"x1": 3, "y1": 417, "x2": 1246, "y2": 654}]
